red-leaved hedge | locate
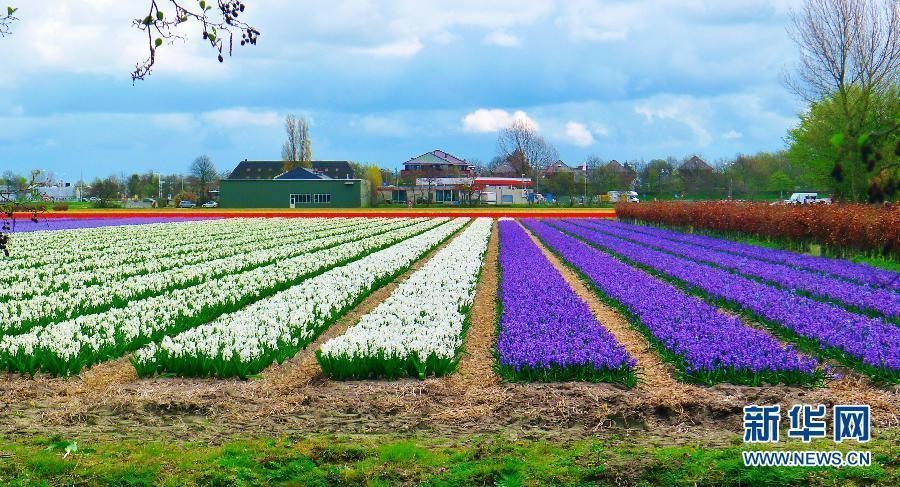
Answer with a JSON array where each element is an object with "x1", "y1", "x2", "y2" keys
[{"x1": 616, "y1": 201, "x2": 900, "y2": 258}]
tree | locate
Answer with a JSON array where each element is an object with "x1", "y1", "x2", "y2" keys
[
  {"x1": 786, "y1": 0, "x2": 900, "y2": 201},
  {"x1": 0, "y1": 6, "x2": 17, "y2": 37},
  {"x1": 768, "y1": 170, "x2": 795, "y2": 198},
  {"x1": 496, "y1": 120, "x2": 559, "y2": 199},
  {"x1": 190, "y1": 155, "x2": 217, "y2": 202},
  {"x1": 281, "y1": 114, "x2": 313, "y2": 170},
  {"x1": 89, "y1": 176, "x2": 123, "y2": 207}
]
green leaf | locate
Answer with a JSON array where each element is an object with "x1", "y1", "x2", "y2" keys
[
  {"x1": 199, "y1": 1, "x2": 206, "y2": 9},
  {"x1": 207, "y1": 33, "x2": 216, "y2": 43},
  {"x1": 155, "y1": 38, "x2": 163, "y2": 47},
  {"x1": 857, "y1": 133, "x2": 870, "y2": 147},
  {"x1": 829, "y1": 133, "x2": 844, "y2": 148},
  {"x1": 156, "y1": 10, "x2": 164, "y2": 21},
  {"x1": 7, "y1": 7, "x2": 17, "y2": 16},
  {"x1": 142, "y1": 15, "x2": 152, "y2": 25}
]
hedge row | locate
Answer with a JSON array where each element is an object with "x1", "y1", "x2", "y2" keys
[{"x1": 616, "y1": 201, "x2": 900, "y2": 258}]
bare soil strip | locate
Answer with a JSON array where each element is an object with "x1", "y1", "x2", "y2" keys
[{"x1": 1, "y1": 218, "x2": 897, "y2": 445}]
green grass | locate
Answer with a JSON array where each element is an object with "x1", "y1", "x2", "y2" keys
[{"x1": 0, "y1": 433, "x2": 895, "y2": 486}]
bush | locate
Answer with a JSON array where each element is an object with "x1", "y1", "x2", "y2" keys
[
  {"x1": 616, "y1": 201, "x2": 900, "y2": 258},
  {"x1": 52, "y1": 203, "x2": 69, "y2": 211}
]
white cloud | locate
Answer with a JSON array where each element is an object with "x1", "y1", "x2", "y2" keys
[
  {"x1": 351, "y1": 115, "x2": 413, "y2": 137},
  {"x1": 199, "y1": 108, "x2": 282, "y2": 129},
  {"x1": 722, "y1": 129, "x2": 743, "y2": 140},
  {"x1": 461, "y1": 109, "x2": 539, "y2": 133},
  {"x1": 564, "y1": 122, "x2": 595, "y2": 147},
  {"x1": 555, "y1": 0, "x2": 648, "y2": 42},
  {"x1": 591, "y1": 123, "x2": 610, "y2": 137},
  {"x1": 635, "y1": 96, "x2": 713, "y2": 147},
  {"x1": 353, "y1": 39, "x2": 424, "y2": 58},
  {"x1": 483, "y1": 30, "x2": 521, "y2": 47}
]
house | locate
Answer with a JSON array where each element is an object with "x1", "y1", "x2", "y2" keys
[
  {"x1": 399, "y1": 150, "x2": 475, "y2": 181},
  {"x1": 375, "y1": 176, "x2": 533, "y2": 205},
  {"x1": 678, "y1": 155, "x2": 715, "y2": 193},
  {"x1": 678, "y1": 155, "x2": 714, "y2": 175},
  {"x1": 604, "y1": 160, "x2": 638, "y2": 187},
  {"x1": 220, "y1": 160, "x2": 369, "y2": 208},
  {"x1": 545, "y1": 160, "x2": 585, "y2": 182},
  {"x1": 33, "y1": 181, "x2": 76, "y2": 201}
]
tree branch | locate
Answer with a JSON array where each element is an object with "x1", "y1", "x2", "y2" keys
[{"x1": 131, "y1": 0, "x2": 259, "y2": 82}]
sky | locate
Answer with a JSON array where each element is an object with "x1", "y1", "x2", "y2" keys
[{"x1": 0, "y1": 0, "x2": 807, "y2": 180}]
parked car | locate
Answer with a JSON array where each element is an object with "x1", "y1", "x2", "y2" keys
[
  {"x1": 178, "y1": 200, "x2": 196, "y2": 208},
  {"x1": 607, "y1": 190, "x2": 639, "y2": 203},
  {"x1": 201, "y1": 201, "x2": 219, "y2": 208},
  {"x1": 781, "y1": 192, "x2": 831, "y2": 205}
]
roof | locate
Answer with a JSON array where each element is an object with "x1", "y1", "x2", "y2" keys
[
  {"x1": 473, "y1": 177, "x2": 533, "y2": 190},
  {"x1": 228, "y1": 160, "x2": 355, "y2": 180},
  {"x1": 605, "y1": 160, "x2": 636, "y2": 175},
  {"x1": 403, "y1": 150, "x2": 470, "y2": 167},
  {"x1": 311, "y1": 161, "x2": 355, "y2": 179},
  {"x1": 275, "y1": 168, "x2": 329, "y2": 180},
  {"x1": 228, "y1": 161, "x2": 284, "y2": 180},
  {"x1": 680, "y1": 155, "x2": 713, "y2": 172}
]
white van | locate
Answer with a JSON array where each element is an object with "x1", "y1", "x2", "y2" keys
[{"x1": 783, "y1": 192, "x2": 831, "y2": 205}]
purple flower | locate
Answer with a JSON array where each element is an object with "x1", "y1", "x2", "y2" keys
[
  {"x1": 497, "y1": 220, "x2": 635, "y2": 384},
  {"x1": 522, "y1": 219, "x2": 822, "y2": 386},
  {"x1": 542, "y1": 219, "x2": 897, "y2": 381},
  {"x1": 570, "y1": 219, "x2": 900, "y2": 320}
]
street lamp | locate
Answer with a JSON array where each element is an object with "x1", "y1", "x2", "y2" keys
[{"x1": 521, "y1": 173, "x2": 525, "y2": 204}]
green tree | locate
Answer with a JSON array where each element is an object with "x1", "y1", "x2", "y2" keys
[
  {"x1": 787, "y1": 88, "x2": 899, "y2": 200},
  {"x1": 767, "y1": 170, "x2": 795, "y2": 198},
  {"x1": 786, "y1": 0, "x2": 900, "y2": 201},
  {"x1": 190, "y1": 155, "x2": 217, "y2": 202}
]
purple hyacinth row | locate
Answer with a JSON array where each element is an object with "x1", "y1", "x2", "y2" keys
[
  {"x1": 616, "y1": 220, "x2": 899, "y2": 291},
  {"x1": 497, "y1": 220, "x2": 635, "y2": 379},
  {"x1": 9, "y1": 217, "x2": 217, "y2": 233},
  {"x1": 522, "y1": 219, "x2": 819, "y2": 383},
  {"x1": 546, "y1": 220, "x2": 899, "y2": 376},
  {"x1": 570, "y1": 219, "x2": 900, "y2": 320}
]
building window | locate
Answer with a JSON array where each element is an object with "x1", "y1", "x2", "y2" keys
[
  {"x1": 435, "y1": 189, "x2": 456, "y2": 202},
  {"x1": 314, "y1": 194, "x2": 331, "y2": 204},
  {"x1": 290, "y1": 194, "x2": 312, "y2": 206}
]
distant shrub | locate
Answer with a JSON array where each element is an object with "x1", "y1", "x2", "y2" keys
[
  {"x1": 616, "y1": 201, "x2": 900, "y2": 259},
  {"x1": 52, "y1": 203, "x2": 69, "y2": 211}
]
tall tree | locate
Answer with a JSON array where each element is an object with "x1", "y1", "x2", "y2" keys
[
  {"x1": 786, "y1": 0, "x2": 900, "y2": 201},
  {"x1": 496, "y1": 119, "x2": 559, "y2": 198},
  {"x1": 190, "y1": 155, "x2": 217, "y2": 202},
  {"x1": 281, "y1": 114, "x2": 313, "y2": 170}
]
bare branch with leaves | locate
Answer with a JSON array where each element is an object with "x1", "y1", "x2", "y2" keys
[
  {"x1": 131, "y1": 0, "x2": 260, "y2": 81},
  {"x1": 0, "y1": 6, "x2": 17, "y2": 37}
]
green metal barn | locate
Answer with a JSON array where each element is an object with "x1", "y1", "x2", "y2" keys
[{"x1": 220, "y1": 160, "x2": 370, "y2": 208}]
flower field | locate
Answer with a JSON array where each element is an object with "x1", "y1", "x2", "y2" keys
[{"x1": 1, "y1": 213, "x2": 897, "y2": 389}]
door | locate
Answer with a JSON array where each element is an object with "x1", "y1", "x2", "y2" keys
[{"x1": 289, "y1": 194, "x2": 297, "y2": 208}]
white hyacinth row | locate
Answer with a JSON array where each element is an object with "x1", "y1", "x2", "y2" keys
[
  {"x1": 131, "y1": 217, "x2": 470, "y2": 378},
  {"x1": 2, "y1": 218, "x2": 252, "y2": 270},
  {"x1": 317, "y1": 217, "x2": 492, "y2": 380},
  {"x1": 0, "y1": 217, "x2": 419, "y2": 333},
  {"x1": 0, "y1": 218, "x2": 448, "y2": 376},
  {"x1": 0, "y1": 218, "x2": 374, "y2": 301}
]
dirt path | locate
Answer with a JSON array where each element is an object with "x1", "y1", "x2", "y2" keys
[{"x1": 1, "y1": 218, "x2": 897, "y2": 445}]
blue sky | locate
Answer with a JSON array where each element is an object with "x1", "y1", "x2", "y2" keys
[{"x1": 0, "y1": 0, "x2": 805, "y2": 180}]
